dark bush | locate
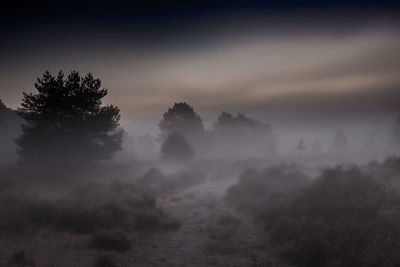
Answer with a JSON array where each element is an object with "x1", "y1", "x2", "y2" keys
[
  {"x1": 160, "y1": 132, "x2": 194, "y2": 161},
  {"x1": 9, "y1": 250, "x2": 35, "y2": 266},
  {"x1": 260, "y1": 166, "x2": 400, "y2": 267},
  {"x1": 92, "y1": 254, "x2": 118, "y2": 267},
  {"x1": 0, "y1": 181, "x2": 180, "y2": 236},
  {"x1": 88, "y1": 232, "x2": 131, "y2": 251},
  {"x1": 137, "y1": 168, "x2": 206, "y2": 194},
  {"x1": 225, "y1": 165, "x2": 310, "y2": 215}
]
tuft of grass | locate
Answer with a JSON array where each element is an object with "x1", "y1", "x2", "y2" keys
[
  {"x1": 9, "y1": 249, "x2": 35, "y2": 266},
  {"x1": 92, "y1": 254, "x2": 118, "y2": 267},
  {"x1": 204, "y1": 240, "x2": 237, "y2": 255},
  {"x1": 88, "y1": 232, "x2": 131, "y2": 252},
  {"x1": 217, "y1": 212, "x2": 242, "y2": 226},
  {"x1": 207, "y1": 227, "x2": 232, "y2": 241}
]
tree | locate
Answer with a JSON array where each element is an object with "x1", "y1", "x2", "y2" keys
[
  {"x1": 159, "y1": 102, "x2": 204, "y2": 142},
  {"x1": 0, "y1": 99, "x2": 21, "y2": 163},
  {"x1": 160, "y1": 132, "x2": 194, "y2": 161},
  {"x1": 211, "y1": 111, "x2": 276, "y2": 157},
  {"x1": 393, "y1": 116, "x2": 400, "y2": 147},
  {"x1": 332, "y1": 128, "x2": 347, "y2": 154},
  {"x1": 296, "y1": 139, "x2": 306, "y2": 152},
  {"x1": 214, "y1": 112, "x2": 272, "y2": 134},
  {"x1": 15, "y1": 71, "x2": 122, "y2": 165}
]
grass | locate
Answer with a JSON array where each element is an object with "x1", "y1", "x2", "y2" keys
[
  {"x1": 92, "y1": 254, "x2": 118, "y2": 267},
  {"x1": 9, "y1": 249, "x2": 35, "y2": 266},
  {"x1": 88, "y1": 232, "x2": 131, "y2": 252}
]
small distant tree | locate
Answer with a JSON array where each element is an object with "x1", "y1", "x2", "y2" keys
[
  {"x1": 159, "y1": 102, "x2": 204, "y2": 142},
  {"x1": 296, "y1": 139, "x2": 306, "y2": 153},
  {"x1": 16, "y1": 71, "x2": 122, "y2": 165},
  {"x1": 332, "y1": 128, "x2": 347, "y2": 153},
  {"x1": 212, "y1": 111, "x2": 276, "y2": 157},
  {"x1": 0, "y1": 99, "x2": 19, "y2": 132},
  {"x1": 0, "y1": 99, "x2": 21, "y2": 163},
  {"x1": 214, "y1": 112, "x2": 272, "y2": 134},
  {"x1": 393, "y1": 116, "x2": 400, "y2": 147},
  {"x1": 160, "y1": 132, "x2": 194, "y2": 161},
  {"x1": 0, "y1": 99, "x2": 7, "y2": 112}
]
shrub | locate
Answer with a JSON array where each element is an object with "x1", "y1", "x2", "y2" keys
[
  {"x1": 225, "y1": 165, "x2": 309, "y2": 215},
  {"x1": 261, "y1": 166, "x2": 400, "y2": 267},
  {"x1": 92, "y1": 254, "x2": 118, "y2": 267},
  {"x1": 0, "y1": 181, "x2": 180, "y2": 236},
  {"x1": 9, "y1": 250, "x2": 35, "y2": 266},
  {"x1": 88, "y1": 232, "x2": 131, "y2": 252},
  {"x1": 160, "y1": 132, "x2": 194, "y2": 161},
  {"x1": 137, "y1": 168, "x2": 206, "y2": 194},
  {"x1": 217, "y1": 213, "x2": 241, "y2": 226}
]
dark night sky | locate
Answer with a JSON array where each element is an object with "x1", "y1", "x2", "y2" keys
[{"x1": 1, "y1": 0, "x2": 400, "y2": 129}]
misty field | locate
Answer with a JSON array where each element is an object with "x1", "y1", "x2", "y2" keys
[
  {"x1": 1, "y1": 156, "x2": 400, "y2": 266},
  {"x1": 1, "y1": 74, "x2": 400, "y2": 266},
  {"x1": 2, "y1": 2, "x2": 400, "y2": 264}
]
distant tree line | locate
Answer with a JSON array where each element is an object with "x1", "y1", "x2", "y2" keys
[
  {"x1": 2, "y1": 70, "x2": 400, "y2": 166},
  {"x1": 158, "y1": 102, "x2": 276, "y2": 161}
]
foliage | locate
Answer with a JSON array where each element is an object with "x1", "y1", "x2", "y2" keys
[
  {"x1": 211, "y1": 111, "x2": 276, "y2": 157},
  {"x1": 393, "y1": 116, "x2": 400, "y2": 147},
  {"x1": 15, "y1": 71, "x2": 122, "y2": 165},
  {"x1": 9, "y1": 249, "x2": 35, "y2": 266},
  {"x1": 332, "y1": 128, "x2": 348, "y2": 153},
  {"x1": 159, "y1": 102, "x2": 204, "y2": 141},
  {"x1": 260, "y1": 165, "x2": 400, "y2": 267},
  {"x1": 88, "y1": 232, "x2": 131, "y2": 251},
  {"x1": 92, "y1": 254, "x2": 118, "y2": 267},
  {"x1": 0, "y1": 181, "x2": 180, "y2": 235},
  {"x1": 0, "y1": 99, "x2": 21, "y2": 163},
  {"x1": 214, "y1": 112, "x2": 271, "y2": 134},
  {"x1": 136, "y1": 167, "x2": 205, "y2": 194},
  {"x1": 160, "y1": 132, "x2": 194, "y2": 161},
  {"x1": 225, "y1": 165, "x2": 309, "y2": 214}
]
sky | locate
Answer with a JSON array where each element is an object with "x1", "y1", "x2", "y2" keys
[{"x1": 1, "y1": 0, "x2": 400, "y2": 131}]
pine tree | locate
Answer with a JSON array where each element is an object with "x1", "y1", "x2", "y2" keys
[{"x1": 16, "y1": 71, "x2": 122, "y2": 165}]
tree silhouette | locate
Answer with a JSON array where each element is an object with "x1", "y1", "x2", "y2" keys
[
  {"x1": 160, "y1": 132, "x2": 194, "y2": 161},
  {"x1": 214, "y1": 112, "x2": 272, "y2": 134},
  {"x1": 393, "y1": 116, "x2": 400, "y2": 147},
  {"x1": 0, "y1": 99, "x2": 20, "y2": 141},
  {"x1": 15, "y1": 71, "x2": 122, "y2": 165},
  {"x1": 159, "y1": 102, "x2": 204, "y2": 142},
  {"x1": 212, "y1": 111, "x2": 276, "y2": 156},
  {"x1": 296, "y1": 139, "x2": 306, "y2": 152},
  {"x1": 332, "y1": 128, "x2": 348, "y2": 154}
]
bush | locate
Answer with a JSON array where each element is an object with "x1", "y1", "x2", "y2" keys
[
  {"x1": 261, "y1": 166, "x2": 400, "y2": 267},
  {"x1": 9, "y1": 250, "x2": 35, "y2": 266},
  {"x1": 88, "y1": 232, "x2": 131, "y2": 252},
  {"x1": 136, "y1": 168, "x2": 206, "y2": 194},
  {"x1": 225, "y1": 165, "x2": 309, "y2": 215},
  {"x1": 160, "y1": 132, "x2": 194, "y2": 161},
  {"x1": 92, "y1": 254, "x2": 118, "y2": 267},
  {"x1": 217, "y1": 213, "x2": 241, "y2": 226},
  {"x1": 0, "y1": 181, "x2": 180, "y2": 236}
]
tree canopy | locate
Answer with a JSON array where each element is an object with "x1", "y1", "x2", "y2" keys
[
  {"x1": 160, "y1": 132, "x2": 194, "y2": 161},
  {"x1": 159, "y1": 102, "x2": 204, "y2": 142},
  {"x1": 15, "y1": 71, "x2": 122, "y2": 165},
  {"x1": 393, "y1": 116, "x2": 400, "y2": 147},
  {"x1": 332, "y1": 128, "x2": 347, "y2": 153},
  {"x1": 214, "y1": 112, "x2": 272, "y2": 134}
]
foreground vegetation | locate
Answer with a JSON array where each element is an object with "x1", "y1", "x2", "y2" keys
[{"x1": 226, "y1": 157, "x2": 400, "y2": 267}]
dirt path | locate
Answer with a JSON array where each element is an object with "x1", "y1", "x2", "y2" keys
[{"x1": 125, "y1": 177, "x2": 290, "y2": 267}]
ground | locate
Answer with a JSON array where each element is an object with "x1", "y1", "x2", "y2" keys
[{"x1": 0, "y1": 176, "x2": 291, "y2": 267}]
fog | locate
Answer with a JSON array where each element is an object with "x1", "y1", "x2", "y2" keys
[{"x1": 1, "y1": 1, "x2": 400, "y2": 266}]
